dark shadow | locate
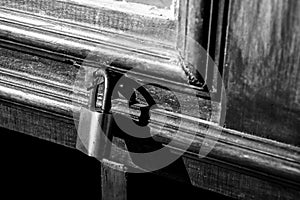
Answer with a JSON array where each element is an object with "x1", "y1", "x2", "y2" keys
[{"x1": 0, "y1": 127, "x2": 101, "y2": 199}]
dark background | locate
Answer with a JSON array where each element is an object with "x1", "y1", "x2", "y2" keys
[{"x1": 0, "y1": 127, "x2": 232, "y2": 199}]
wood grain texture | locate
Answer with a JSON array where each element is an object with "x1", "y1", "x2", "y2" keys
[
  {"x1": 0, "y1": 47, "x2": 214, "y2": 120},
  {"x1": 0, "y1": 1, "x2": 299, "y2": 199},
  {"x1": 0, "y1": 99, "x2": 77, "y2": 147},
  {"x1": 0, "y1": 47, "x2": 299, "y2": 199},
  {"x1": 0, "y1": 7, "x2": 199, "y2": 95},
  {"x1": 225, "y1": 0, "x2": 300, "y2": 146},
  {"x1": 0, "y1": 0, "x2": 176, "y2": 44},
  {"x1": 177, "y1": 0, "x2": 211, "y2": 87},
  {"x1": 184, "y1": 157, "x2": 300, "y2": 200},
  {"x1": 176, "y1": 0, "x2": 229, "y2": 93},
  {"x1": 101, "y1": 159, "x2": 127, "y2": 200}
]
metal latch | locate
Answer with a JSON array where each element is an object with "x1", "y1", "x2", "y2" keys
[{"x1": 76, "y1": 68, "x2": 158, "y2": 163}]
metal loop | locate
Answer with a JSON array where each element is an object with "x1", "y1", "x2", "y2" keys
[{"x1": 86, "y1": 69, "x2": 110, "y2": 112}]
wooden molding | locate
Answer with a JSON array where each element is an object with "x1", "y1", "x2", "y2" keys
[
  {"x1": 0, "y1": 46, "x2": 299, "y2": 199},
  {"x1": 0, "y1": 0, "x2": 177, "y2": 44},
  {"x1": 0, "y1": 1, "x2": 299, "y2": 199}
]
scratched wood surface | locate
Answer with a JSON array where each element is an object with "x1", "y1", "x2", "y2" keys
[
  {"x1": 101, "y1": 160, "x2": 127, "y2": 200},
  {"x1": 0, "y1": 47, "x2": 299, "y2": 199},
  {"x1": 0, "y1": 0, "x2": 300, "y2": 199},
  {"x1": 225, "y1": 0, "x2": 300, "y2": 146},
  {"x1": 0, "y1": 0, "x2": 176, "y2": 44},
  {"x1": 177, "y1": 0, "x2": 229, "y2": 94},
  {"x1": 0, "y1": 47, "x2": 214, "y2": 121}
]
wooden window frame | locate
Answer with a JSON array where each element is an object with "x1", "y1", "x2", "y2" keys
[{"x1": 0, "y1": 0, "x2": 299, "y2": 199}]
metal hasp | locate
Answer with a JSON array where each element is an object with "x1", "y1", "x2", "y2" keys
[{"x1": 76, "y1": 68, "x2": 156, "y2": 162}]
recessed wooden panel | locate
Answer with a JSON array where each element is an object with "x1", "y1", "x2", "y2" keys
[{"x1": 225, "y1": 0, "x2": 300, "y2": 146}]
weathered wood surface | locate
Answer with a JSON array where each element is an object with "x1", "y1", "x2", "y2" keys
[
  {"x1": 0, "y1": 0, "x2": 299, "y2": 199},
  {"x1": 101, "y1": 159, "x2": 127, "y2": 200},
  {"x1": 177, "y1": 0, "x2": 229, "y2": 95},
  {"x1": 0, "y1": 47, "x2": 299, "y2": 199},
  {"x1": 0, "y1": 0, "x2": 176, "y2": 44},
  {"x1": 0, "y1": 7, "x2": 203, "y2": 96},
  {"x1": 177, "y1": 0, "x2": 210, "y2": 87},
  {"x1": 225, "y1": 0, "x2": 300, "y2": 146}
]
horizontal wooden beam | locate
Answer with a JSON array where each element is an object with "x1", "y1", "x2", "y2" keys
[{"x1": 0, "y1": 46, "x2": 299, "y2": 199}]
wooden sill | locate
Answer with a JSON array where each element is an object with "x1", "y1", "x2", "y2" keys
[{"x1": 0, "y1": 2, "x2": 299, "y2": 199}]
